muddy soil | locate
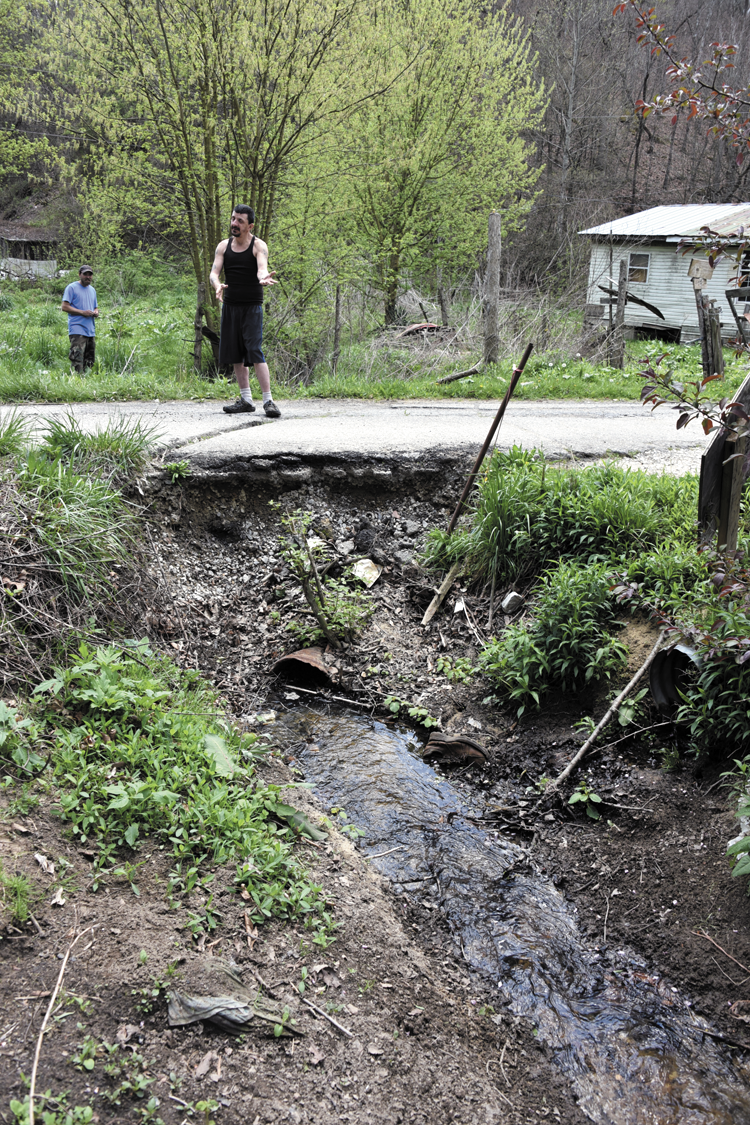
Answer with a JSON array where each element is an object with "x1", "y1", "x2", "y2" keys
[{"x1": 2, "y1": 464, "x2": 750, "y2": 1124}]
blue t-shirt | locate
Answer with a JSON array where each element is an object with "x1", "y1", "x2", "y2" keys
[{"x1": 63, "y1": 281, "x2": 98, "y2": 337}]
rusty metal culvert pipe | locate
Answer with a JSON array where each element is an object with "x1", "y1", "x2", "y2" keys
[{"x1": 271, "y1": 646, "x2": 334, "y2": 687}]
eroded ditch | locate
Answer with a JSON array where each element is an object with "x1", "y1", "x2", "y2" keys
[
  {"x1": 144, "y1": 458, "x2": 750, "y2": 1125},
  {"x1": 274, "y1": 705, "x2": 750, "y2": 1125}
]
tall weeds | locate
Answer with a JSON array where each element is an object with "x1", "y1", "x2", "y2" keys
[
  {"x1": 423, "y1": 447, "x2": 699, "y2": 586},
  {"x1": 0, "y1": 419, "x2": 158, "y2": 688}
]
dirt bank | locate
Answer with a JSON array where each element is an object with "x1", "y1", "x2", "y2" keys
[{"x1": 2, "y1": 462, "x2": 750, "y2": 1124}]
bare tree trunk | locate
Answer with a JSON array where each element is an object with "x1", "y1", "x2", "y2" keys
[
  {"x1": 332, "y1": 284, "x2": 342, "y2": 375},
  {"x1": 611, "y1": 259, "x2": 628, "y2": 369},
  {"x1": 555, "y1": 7, "x2": 581, "y2": 242},
  {"x1": 483, "y1": 211, "x2": 502, "y2": 366},
  {"x1": 630, "y1": 64, "x2": 650, "y2": 211},
  {"x1": 193, "y1": 282, "x2": 205, "y2": 372}
]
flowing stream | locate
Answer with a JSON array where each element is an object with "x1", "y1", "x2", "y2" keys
[{"x1": 279, "y1": 706, "x2": 750, "y2": 1125}]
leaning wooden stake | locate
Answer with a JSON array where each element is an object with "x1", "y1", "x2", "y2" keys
[
  {"x1": 447, "y1": 342, "x2": 533, "y2": 534},
  {"x1": 29, "y1": 926, "x2": 97, "y2": 1125},
  {"x1": 422, "y1": 561, "x2": 462, "y2": 626},
  {"x1": 546, "y1": 630, "x2": 666, "y2": 794}
]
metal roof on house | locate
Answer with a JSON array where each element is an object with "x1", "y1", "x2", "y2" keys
[{"x1": 579, "y1": 204, "x2": 750, "y2": 241}]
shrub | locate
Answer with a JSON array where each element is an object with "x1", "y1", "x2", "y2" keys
[{"x1": 479, "y1": 561, "x2": 627, "y2": 715}]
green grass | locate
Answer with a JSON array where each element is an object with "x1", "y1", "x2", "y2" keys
[
  {"x1": 0, "y1": 859, "x2": 32, "y2": 924},
  {"x1": 12, "y1": 449, "x2": 137, "y2": 603},
  {"x1": 423, "y1": 447, "x2": 701, "y2": 587},
  {"x1": 0, "y1": 252, "x2": 229, "y2": 404},
  {"x1": 431, "y1": 447, "x2": 750, "y2": 733},
  {"x1": 0, "y1": 409, "x2": 29, "y2": 455},
  {"x1": 0, "y1": 253, "x2": 746, "y2": 403},
  {"x1": 40, "y1": 413, "x2": 158, "y2": 482}
]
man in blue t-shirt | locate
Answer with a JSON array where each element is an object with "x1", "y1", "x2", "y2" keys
[{"x1": 61, "y1": 265, "x2": 99, "y2": 373}]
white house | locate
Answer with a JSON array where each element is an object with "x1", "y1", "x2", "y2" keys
[
  {"x1": 579, "y1": 203, "x2": 750, "y2": 343},
  {"x1": 0, "y1": 222, "x2": 58, "y2": 281}
]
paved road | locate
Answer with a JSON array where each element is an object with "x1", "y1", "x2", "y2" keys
[{"x1": 3, "y1": 397, "x2": 710, "y2": 474}]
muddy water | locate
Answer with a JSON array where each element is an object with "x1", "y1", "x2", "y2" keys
[{"x1": 281, "y1": 707, "x2": 750, "y2": 1125}]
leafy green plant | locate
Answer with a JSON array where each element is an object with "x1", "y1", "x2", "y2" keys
[
  {"x1": 194, "y1": 1101, "x2": 218, "y2": 1125},
  {"x1": 0, "y1": 860, "x2": 32, "y2": 924},
  {"x1": 568, "y1": 781, "x2": 603, "y2": 820},
  {"x1": 163, "y1": 459, "x2": 191, "y2": 484},
  {"x1": 0, "y1": 701, "x2": 44, "y2": 776},
  {"x1": 32, "y1": 641, "x2": 331, "y2": 937},
  {"x1": 479, "y1": 561, "x2": 627, "y2": 715},
  {"x1": 617, "y1": 686, "x2": 649, "y2": 727},
  {"x1": 71, "y1": 1036, "x2": 99, "y2": 1072},
  {"x1": 384, "y1": 696, "x2": 440, "y2": 728},
  {"x1": 435, "y1": 655, "x2": 475, "y2": 683},
  {"x1": 10, "y1": 1094, "x2": 93, "y2": 1124},
  {"x1": 101, "y1": 1045, "x2": 154, "y2": 1104},
  {"x1": 273, "y1": 1005, "x2": 293, "y2": 1038},
  {"x1": 328, "y1": 806, "x2": 365, "y2": 839},
  {"x1": 279, "y1": 508, "x2": 374, "y2": 647}
]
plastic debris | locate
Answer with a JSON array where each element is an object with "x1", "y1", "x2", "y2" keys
[
  {"x1": 422, "y1": 732, "x2": 487, "y2": 767},
  {"x1": 351, "y1": 558, "x2": 382, "y2": 587},
  {"x1": 501, "y1": 591, "x2": 524, "y2": 614}
]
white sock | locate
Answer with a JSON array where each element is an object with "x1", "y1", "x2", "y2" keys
[
  {"x1": 240, "y1": 387, "x2": 253, "y2": 404},
  {"x1": 262, "y1": 391, "x2": 273, "y2": 404}
]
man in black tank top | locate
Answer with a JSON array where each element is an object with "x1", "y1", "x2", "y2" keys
[{"x1": 209, "y1": 204, "x2": 281, "y2": 417}]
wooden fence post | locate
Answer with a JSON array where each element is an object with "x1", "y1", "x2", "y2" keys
[
  {"x1": 332, "y1": 284, "x2": 342, "y2": 376},
  {"x1": 699, "y1": 369, "x2": 750, "y2": 548},
  {"x1": 483, "y1": 211, "x2": 501, "y2": 365},
  {"x1": 717, "y1": 432, "x2": 747, "y2": 553},
  {"x1": 707, "y1": 300, "x2": 724, "y2": 379},
  {"x1": 610, "y1": 258, "x2": 628, "y2": 369}
]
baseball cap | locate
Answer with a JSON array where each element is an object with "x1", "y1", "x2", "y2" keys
[{"x1": 79, "y1": 265, "x2": 94, "y2": 274}]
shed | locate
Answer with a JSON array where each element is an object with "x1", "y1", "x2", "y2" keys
[
  {"x1": 579, "y1": 204, "x2": 750, "y2": 343},
  {"x1": 0, "y1": 222, "x2": 58, "y2": 280}
]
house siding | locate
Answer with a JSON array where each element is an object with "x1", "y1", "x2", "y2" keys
[{"x1": 585, "y1": 242, "x2": 737, "y2": 340}]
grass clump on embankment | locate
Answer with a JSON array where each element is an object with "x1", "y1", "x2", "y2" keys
[
  {"x1": 424, "y1": 447, "x2": 699, "y2": 587},
  {"x1": 0, "y1": 411, "x2": 334, "y2": 945},
  {"x1": 425, "y1": 446, "x2": 750, "y2": 752}
]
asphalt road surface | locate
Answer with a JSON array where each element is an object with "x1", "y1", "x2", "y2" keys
[{"x1": 4, "y1": 397, "x2": 711, "y2": 475}]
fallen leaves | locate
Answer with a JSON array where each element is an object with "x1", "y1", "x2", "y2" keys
[{"x1": 307, "y1": 1043, "x2": 326, "y2": 1066}]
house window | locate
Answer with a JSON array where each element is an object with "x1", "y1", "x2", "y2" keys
[{"x1": 628, "y1": 252, "x2": 649, "y2": 284}]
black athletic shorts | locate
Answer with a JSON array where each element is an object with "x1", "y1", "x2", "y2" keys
[{"x1": 218, "y1": 303, "x2": 265, "y2": 366}]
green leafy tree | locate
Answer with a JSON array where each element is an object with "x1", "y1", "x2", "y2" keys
[
  {"x1": 340, "y1": 0, "x2": 546, "y2": 323},
  {"x1": 32, "y1": 0, "x2": 358, "y2": 332}
]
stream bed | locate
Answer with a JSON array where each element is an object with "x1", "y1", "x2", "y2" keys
[{"x1": 279, "y1": 705, "x2": 750, "y2": 1125}]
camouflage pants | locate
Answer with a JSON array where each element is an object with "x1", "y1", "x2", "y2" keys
[{"x1": 68, "y1": 334, "x2": 96, "y2": 373}]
